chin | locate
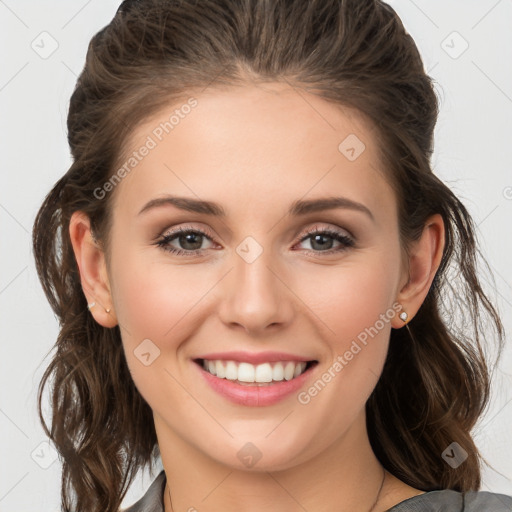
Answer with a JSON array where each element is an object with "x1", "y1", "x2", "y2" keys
[{"x1": 204, "y1": 434, "x2": 313, "y2": 473}]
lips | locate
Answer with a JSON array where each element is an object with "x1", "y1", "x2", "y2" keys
[{"x1": 192, "y1": 353, "x2": 319, "y2": 406}]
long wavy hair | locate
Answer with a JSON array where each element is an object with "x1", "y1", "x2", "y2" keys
[{"x1": 32, "y1": 0, "x2": 505, "y2": 511}]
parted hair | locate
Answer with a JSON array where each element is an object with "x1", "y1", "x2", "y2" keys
[{"x1": 32, "y1": 0, "x2": 504, "y2": 511}]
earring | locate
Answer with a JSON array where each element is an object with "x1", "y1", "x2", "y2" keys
[
  {"x1": 87, "y1": 302, "x2": 96, "y2": 310},
  {"x1": 399, "y1": 311, "x2": 408, "y2": 323},
  {"x1": 105, "y1": 307, "x2": 111, "y2": 314}
]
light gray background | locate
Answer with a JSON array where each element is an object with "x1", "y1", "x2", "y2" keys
[{"x1": 1, "y1": 1, "x2": 511, "y2": 510}]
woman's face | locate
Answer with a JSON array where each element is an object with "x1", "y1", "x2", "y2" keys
[{"x1": 106, "y1": 82, "x2": 408, "y2": 471}]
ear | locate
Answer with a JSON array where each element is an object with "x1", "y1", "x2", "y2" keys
[
  {"x1": 392, "y1": 213, "x2": 445, "y2": 328},
  {"x1": 69, "y1": 211, "x2": 118, "y2": 328}
]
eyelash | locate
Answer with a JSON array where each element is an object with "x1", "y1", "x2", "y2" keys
[{"x1": 155, "y1": 224, "x2": 355, "y2": 257}]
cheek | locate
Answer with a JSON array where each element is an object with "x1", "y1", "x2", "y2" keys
[
  {"x1": 289, "y1": 256, "x2": 400, "y2": 433},
  {"x1": 296, "y1": 253, "x2": 400, "y2": 347},
  {"x1": 290, "y1": 253, "x2": 401, "y2": 417},
  {"x1": 109, "y1": 248, "x2": 212, "y2": 407},
  {"x1": 111, "y1": 247, "x2": 210, "y2": 343}
]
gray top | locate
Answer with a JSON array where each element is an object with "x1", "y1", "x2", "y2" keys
[{"x1": 122, "y1": 470, "x2": 512, "y2": 512}]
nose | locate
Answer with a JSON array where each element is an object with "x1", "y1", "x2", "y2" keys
[{"x1": 217, "y1": 245, "x2": 294, "y2": 335}]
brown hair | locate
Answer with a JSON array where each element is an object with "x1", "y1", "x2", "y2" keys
[{"x1": 32, "y1": 0, "x2": 504, "y2": 511}]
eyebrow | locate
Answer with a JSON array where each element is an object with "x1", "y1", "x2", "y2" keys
[{"x1": 138, "y1": 195, "x2": 374, "y2": 220}]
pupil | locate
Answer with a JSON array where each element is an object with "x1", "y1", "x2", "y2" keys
[
  {"x1": 180, "y1": 233, "x2": 202, "y2": 250},
  {"x1": 311, "y1": 234, "x2": 333, "y2": 251}
]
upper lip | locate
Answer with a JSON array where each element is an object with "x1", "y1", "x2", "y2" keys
[{"x1": 195, "y1": 351, "x2": 316, "y2": 365}]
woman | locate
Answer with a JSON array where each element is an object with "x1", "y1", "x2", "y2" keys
[{"x1": 32, "y1": 0, "x2": 512, "y2": 511}]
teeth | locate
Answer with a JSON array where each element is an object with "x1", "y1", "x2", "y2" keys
[
  {"x1": 225, "y1": 361, "x2": 238, "y2": 380},
  {"x1": 255, "y1": 363, "x2": 273, "y2": 382},
  {"x1": 215, "y1": 360, "x2": 226, "y2": 378},
  {"x1": 238, "y1": 362, "x2": 255, "y2": 382},
  {"x1": 284, "y1": 361, "x2": 295, "y2": 380},
  {"x1": 201, "y1": 359, "x2": 308, "y2": 383}
]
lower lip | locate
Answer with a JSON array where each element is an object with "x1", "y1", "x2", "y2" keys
[{"x1": 194, "y1": 361, "x2": 317, "y2": 407}]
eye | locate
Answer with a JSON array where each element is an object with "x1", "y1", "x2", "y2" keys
[
  {"x1": 155, "y1": 225, "x2": 217, "y2": 257},
  {"x1": 295, "y1": 225, "x2": 355, "y2": 255},
  {"x1": 154, "y1": 223, "x2": 355, "y2": 257}
]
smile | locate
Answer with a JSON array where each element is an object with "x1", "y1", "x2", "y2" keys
[
  {"x1": 193, "y1": 358, "x2": 319, "y2": 406},
  {"x1": 198, "y1": 359, "x2": 314, "y2": 384}
]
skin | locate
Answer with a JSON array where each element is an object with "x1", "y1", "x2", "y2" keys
[{"x1": 70, "y1": 81, "x2": 444, "y2": 512}]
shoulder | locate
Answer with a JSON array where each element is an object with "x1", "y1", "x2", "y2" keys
[
  {"x1": 118, "y1": 474, "x2": 512, "y2": 512},
  {"x1": 462, "y1": 490, "x2": 512, "y2": 511},
  {"x1": 120, "y1": 470, "x2": 166, "y2": 512},
  {"x1": 388, "y1": 489, "x2": 512, "y2": 511}
]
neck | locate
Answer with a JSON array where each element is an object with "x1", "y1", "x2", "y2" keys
[{"x1": 156, "y1": 411, "x2": 389, "y2": 512}]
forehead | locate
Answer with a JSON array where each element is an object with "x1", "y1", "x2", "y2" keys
[{"x1": 110, "y1": 82, "x2": 394, "y2": 220}]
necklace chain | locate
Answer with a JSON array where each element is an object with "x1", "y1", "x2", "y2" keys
[{"x1": 166, "y1": 467, "x2": 387, "y2": 512}]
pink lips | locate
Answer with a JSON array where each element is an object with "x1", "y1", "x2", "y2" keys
[{"x1": 193, "y1": 352, "x2": 318, "y2": 407}]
